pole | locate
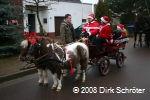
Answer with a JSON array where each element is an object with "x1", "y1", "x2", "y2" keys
[{"x1": 81, "y1": 0, "x2": 83, "y2": 24}]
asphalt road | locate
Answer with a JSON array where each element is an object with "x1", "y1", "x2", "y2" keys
[{"x1": 0, "y1": 39, "x2": 150, "y2": 100}]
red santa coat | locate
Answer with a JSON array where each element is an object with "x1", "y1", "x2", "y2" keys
[
  {"x1": 97, "y1": 23, "x2": 112, "y2": 39},
  {"x1": 82, "y1": 21, "x2": 99, "y2": 36}
]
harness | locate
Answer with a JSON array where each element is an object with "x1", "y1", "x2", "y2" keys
[
  {"x1": 54, "y1": 42, "x2": 75, "y2": 74},
  {"x1": 35, "y1": 45, "x2": 66, "y2": 68}
]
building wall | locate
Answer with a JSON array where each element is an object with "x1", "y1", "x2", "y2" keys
[
  {"x1": 23, "y1": 2, "x2": 92, "y2": 37},
  {"x1": 49, "y1": 2, "x2": 92, "y2": 31}
]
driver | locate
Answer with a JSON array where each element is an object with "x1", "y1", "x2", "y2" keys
[{"x1": 81, "y1": 14, "x2": 99, "y2": 41}]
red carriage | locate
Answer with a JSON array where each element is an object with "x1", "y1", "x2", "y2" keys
[{"x1": 80, "y1": 37, "x2": 129, "y2": 76}]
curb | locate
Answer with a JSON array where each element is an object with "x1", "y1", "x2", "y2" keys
[{"x1": 0, "y1": 68, "x2": 37, "y2": 84}]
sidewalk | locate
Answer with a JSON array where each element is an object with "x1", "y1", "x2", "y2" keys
[{"x1": 0, "y1": 37, "x2": 61, "y2": 83}]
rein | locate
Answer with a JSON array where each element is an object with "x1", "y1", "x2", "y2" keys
[
  {"x1": 20, "y1": 63, "x2": 35, "y2": 70},
  {"x1": 61, "y1": 65, "x2": 93, "y2": 74},
  {"x1": 35, "y1": 53, "x2": 48, "y2": 61}
]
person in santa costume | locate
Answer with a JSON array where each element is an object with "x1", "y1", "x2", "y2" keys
[
  {"x1": 94, "y1": 16, "x2": 112, "y2": 51},
  {"x1": 117, "y1": 24, "x2": 127, "y2": 38},
  {"x1": 80, "y1": 13, "x2": 99, "y2": 41}
]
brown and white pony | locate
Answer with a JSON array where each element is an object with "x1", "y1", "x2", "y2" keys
[
  {"x1": 19, "y1": 37, "x2": 65, "y2": 86},
  {"x1": 26, "y1": 37, "x2": 89, "y2": 91}
]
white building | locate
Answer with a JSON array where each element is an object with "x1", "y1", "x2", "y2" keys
[{"x1": 23, "y1": 0, "x2": 92, "y2": 38}]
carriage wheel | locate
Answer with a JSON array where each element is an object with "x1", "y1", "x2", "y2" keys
[
  {"x1": 116, "y1": 52, "x2": 124, "y2": 68},
  {"x1": 99, "y1": 57, "x2": 110, "y2": 76}
]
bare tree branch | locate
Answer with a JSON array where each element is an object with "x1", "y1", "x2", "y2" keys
[
  {"x1": 39, "y1": 8, "x2": 52, "y2": 11},
  {"x1": 23, "y1": 0, "x2": 59, "y2": 36},
  {"x1": 23, "y1": 0, "x2": 37, "y2": 3}
]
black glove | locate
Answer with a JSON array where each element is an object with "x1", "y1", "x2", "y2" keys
[
  {"x1": 84, "y1": 32, "x2": 89, "y2": 36},
  {"x1": 80, "y1": 33, "x2": 85, "y2": 37},
  {"x1": 80, "y1": 32, "x2": 89, "y2": 37}
]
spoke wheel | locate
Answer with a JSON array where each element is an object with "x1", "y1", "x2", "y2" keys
[
  {"x1": 99, "y1": 57, "x2": 110, "y2": 76},
  {"x1": 116, "y1": 52, "x2": 124, "y2": 68}
]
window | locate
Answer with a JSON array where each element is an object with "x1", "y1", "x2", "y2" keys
[
  {"x1": 43, "y1": 18, "x2": 47, "y2": 23},
  {"x1": 82, "y1": 19, "x2": 86, "y2": 23}
]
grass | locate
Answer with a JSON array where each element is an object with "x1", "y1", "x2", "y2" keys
[{"x1": 0, "y1": 55, "x2": 19, "y2": 63}]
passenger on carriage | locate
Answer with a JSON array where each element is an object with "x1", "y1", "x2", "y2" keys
[
  {"x1": 117, "y1": 24, "x2": 127, "y2": 38},
  {"x1": 112, "y1": 24, "x2": 129, "y2": 44},
  {"x1": 112, "y1": 29, "x2": 122, "y2": 40},
  {"x1": 93, "y1": 16, "x2": 112, "y2": 51},
  {"x1": 80, "y1": 14, "x2": 99, "y2": 42}
]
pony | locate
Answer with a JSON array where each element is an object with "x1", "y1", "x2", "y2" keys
[
  {"x1": 133, "y1": 19, "x2": 143, "y2": 48},
  {"x1": 25, "y1": 37, "x2": 89, "y2": 92},
  {"x1": 134, "y1": 13, "x2": 150, "y2": 47},
  {"x1": 19, "y1": 36, "x2": 66, "y2": 86}
]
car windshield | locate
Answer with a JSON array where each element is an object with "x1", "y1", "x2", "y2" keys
[{"x1": 78, "y1": 24, "x2": 84, "y2": 29}]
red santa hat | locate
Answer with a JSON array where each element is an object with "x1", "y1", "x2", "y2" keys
[
  {"x1": 117, "y1": 24, "x2": 125, "y2": 32},
  {"x1": 87, "y1": 14, "x2": 95, "y2": 19},
  {"x1": 101, "y1": 16, "x2": 110, "y2": 23}
]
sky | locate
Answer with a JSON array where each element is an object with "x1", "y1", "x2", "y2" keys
[{"x1": 81, "y1": 0, "x2": 98, "y2": 4}]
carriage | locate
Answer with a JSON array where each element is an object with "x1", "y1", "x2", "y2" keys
[
  {"x1": 19, "y1": 34, "x2": 129, "y2": 91},
  {"x1": 80, "y1": 37, "x2": 129, "y2": 76}
]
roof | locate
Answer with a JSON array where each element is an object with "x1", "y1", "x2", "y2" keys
[{"x1": 59, "y1": 0, "x2": 81, "y2": 3}]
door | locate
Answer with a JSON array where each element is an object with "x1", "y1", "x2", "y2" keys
[
  {"x1": 55, "y1": 17, "x2": 64, "y2": 36},
  {"x1": 28, "y1": 14, "x2": 35, "y2": 32}
]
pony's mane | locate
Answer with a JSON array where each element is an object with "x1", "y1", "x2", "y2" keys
[
  {"x1": 20, "y1": 37, "x2": 53, "y2": 48},
  {"x1": 21, "y1": 40, "x2": 28, "y2": 48},
  {"x1": 54, "y1": 43, "x2": 63, "y2": 50},
  {"x1": 41, "y1": 36, "x2": 53, "y2": 43}
]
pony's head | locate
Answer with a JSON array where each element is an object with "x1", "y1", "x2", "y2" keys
[
  {"x1": 27, "y1": 39, "x2": 41, "y2": 63},
  {"x1": 135, "y1": 13, "x2": 146, "y2": 26},
  {"x1": 135, "y1": 13, "x2": 144, "y2": 23},
  {"x1": 135, "y1": 13, "x2": 149, "y2": 30},
  {"x1": 19, "y1": 40, "x2": 30, "y2": 61},
  {"x1": 26, "y1": 36, "x2": 54, "y2": 63},
  {"x1": 19, "y1": 38, "x2": 40, "y2": 63},
  {"x1": 20, "y1": 31, "x2": 53, "y2": 63}
]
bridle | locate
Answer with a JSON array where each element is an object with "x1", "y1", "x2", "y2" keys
[
  {"x1": 26, "y1": 42, "x2": 47, "y2": 64},
  {"x1": 28, "y1": 43, "x2": 41, "y2": 56}
]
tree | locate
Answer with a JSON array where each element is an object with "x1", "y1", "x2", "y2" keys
[
  {"x1": 108, "y1": 0, "x2": 150, "y2": 24},
  {"x1": 95, "y1": 0, "x2": 111, "y2": 22},
  {"x1": 0, "y1": 0, "x2": 23, "y2": 58},
  {"x1": 23, "y1": 0, "x2": 59, "y2": 36}
]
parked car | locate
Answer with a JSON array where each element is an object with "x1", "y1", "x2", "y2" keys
[{"x1": 74, "y1": 24, "x2": 84, "y2": 39}]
